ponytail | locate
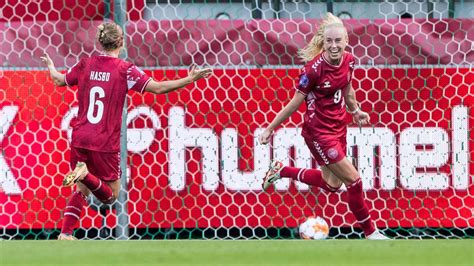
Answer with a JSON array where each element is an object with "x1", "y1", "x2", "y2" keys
[{"x1": 298, "y1": 13, "x2": 348, "y2": 63}]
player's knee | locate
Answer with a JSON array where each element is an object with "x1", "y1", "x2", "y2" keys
[
  {"x1": 318, "y1": 177, "x2": 341, "y2": 192},
  {"x1": 77, "y1": 183, "x2": 91, "y2": 197},
  {"x1": 322, "y1": 173, "x2": 343, "y2": 192},
  {"x1": 326, "y1": 183, "x2": 342, "y2": 192}
]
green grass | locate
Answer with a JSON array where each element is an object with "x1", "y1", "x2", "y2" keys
[{"x1": 0, "y1": 240, "x2": 472, "y2": 266}]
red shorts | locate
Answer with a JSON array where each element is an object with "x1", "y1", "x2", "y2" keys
[
  {"x1": 304, "y1": 135, "x2": 347, "y2": 166},
  {"x1": 70, "y1": 147, "x2": 121, "y2": 182}
]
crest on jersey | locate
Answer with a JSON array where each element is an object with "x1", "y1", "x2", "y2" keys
[
  {"x1": 299, "y1": 74, "x2": 309, "y2": 88},
  {"x1": 327, "y1": 148, "x2": 339, "y2": 159}
]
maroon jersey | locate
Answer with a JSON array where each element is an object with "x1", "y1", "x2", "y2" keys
[
  {"x1": 65, "y1": 55, "x2": 151, "y2": 152},
  {"x1": 296, "y1": 51, "x2": 355, "y2": 140}
]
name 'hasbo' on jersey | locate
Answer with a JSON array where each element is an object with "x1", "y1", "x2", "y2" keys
[{"x1": 90, "y1": 71, "x2": 111, "y2": 81}]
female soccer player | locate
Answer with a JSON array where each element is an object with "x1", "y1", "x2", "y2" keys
[
  {"x1": 258, "y1": 13, "x2": 388, "y2": 240},
  {"x1": 41, "y1": 22, "x2": 212, "y2": 240}
]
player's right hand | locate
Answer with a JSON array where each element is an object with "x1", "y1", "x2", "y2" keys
[
  {"x1": 188, "y1": 65, "x2": 212, "y2": 82},
  {"x1": 258, "y1": 129, "x2": 272, "y2": 145},
  {"x1": 353, "y1": 110, "x2": 370, "y2": 125},
  {"x1": 40, "y1": 53, "x2": 54, "y2": 68}
]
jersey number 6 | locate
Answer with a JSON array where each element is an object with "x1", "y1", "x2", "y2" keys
[{"x1": 87, "y1": 86, "x2": 105, "y2": 124}]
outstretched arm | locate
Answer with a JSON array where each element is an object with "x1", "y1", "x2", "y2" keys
[
  {"x1": 145, "y1": 65, "x2": 212, "y2": 94},
  {"x1": 344, "y1": 84, "x2": 369, "y2": 125},
  {"x1": 259, "y1": 92, "x2": 306, "y2": 144},
  {"x1": 40, "y1": 53, "x2": 66, "y2": 86}
]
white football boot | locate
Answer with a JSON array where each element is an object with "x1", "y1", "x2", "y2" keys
[
  {"x1": 63, "y1": 162, "x2": 89, "y2": 187},
  {"x1": 58, "y1": 233, "x2": 78, "y2": 240},
  {"x1": 366, "y1": 230, "x2": 390, "y2": 240},
  {"x1": 262, "y1": 160, "x2": 284, "y2": 191}
]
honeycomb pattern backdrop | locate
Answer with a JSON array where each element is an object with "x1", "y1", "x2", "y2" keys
[{"x1": 0, "y1": 0, "x2": 473, "y2": 239}]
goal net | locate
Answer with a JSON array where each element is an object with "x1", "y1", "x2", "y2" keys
[{"x1": 0, "y1": 0, "x2": 472, "y2": 239}]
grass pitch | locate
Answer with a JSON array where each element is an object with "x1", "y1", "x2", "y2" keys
[{"x1": 0, "y1": 239, "x2": 472, "y2": 265}]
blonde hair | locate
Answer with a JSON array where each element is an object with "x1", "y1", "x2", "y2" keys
[
  {"x1": 96, "y1": 22, "x2": 124, "y2": 51},
  {"x1": 298, "y1": 13, "x2": 348, "y2": 63}
]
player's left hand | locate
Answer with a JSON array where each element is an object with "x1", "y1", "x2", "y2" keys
[
  {"x1": 40, "y1": 53, "x2": 54, "y2": 69},
  {"x1": 353, "y1": 110, "x2": 370, "y2": 125},
  {"x1": 188, "y1": 65, "x2": 212, "y2": 82}
]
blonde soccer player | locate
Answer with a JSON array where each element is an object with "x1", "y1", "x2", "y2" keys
[{"x1": 259, "y1": 13, "x2": 388, "y2": 240}]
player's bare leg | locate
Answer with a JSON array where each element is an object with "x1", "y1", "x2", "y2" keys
[
  {"x1": 320, "y1": 166, "x2": 343, "y2": 191},
  {"x1": 106, "y1": 180, "x2": 121, "y2": 203},
  {"x1": 63, "y1": 162, "x2": 89, "y2": 187}
]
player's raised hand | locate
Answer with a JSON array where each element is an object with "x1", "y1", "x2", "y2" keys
[
  {"x1": 188, "y1": 65, "x2": 212, "y2": 82},
  {"x1": 40, "y1": 52, "x2": 66, "y2": 86},
  {"x1": 353, "y1": 110, "x2": 370, "y2": 125},
  {"x1": 40, "y1": 53, "x2": 54, "y2": 69},
  {"x1": 258, "y1": 129, "x2": 272, "y2": 145}
]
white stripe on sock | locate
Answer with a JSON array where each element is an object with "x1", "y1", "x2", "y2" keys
[
  {"x1": 91, "y1": 180, "x2": 102, "y2": 192},
  {"x1": 67, "y1": 206, "x2": 81, "y2": 212},
  {"x1": 297, "y1": 169, "x2": 307, "y2": 182},
  {"x1": 64, "y1": 212, "x2": 80, "y2": 219},
  {"x1": 347, "y1": 178, "x2": 362, "y2": 189},
  {"x1": 358, "y1": 215, "x2": 371, "y2": 223}
]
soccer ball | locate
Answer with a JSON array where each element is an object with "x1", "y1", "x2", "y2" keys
[{"x1": 299, "y1": 216, "x2": 329, "y2": 240}]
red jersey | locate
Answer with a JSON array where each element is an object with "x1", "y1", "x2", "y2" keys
[
  {"x1": 295, "y1": 51, "x2": 355, "y2": 140},
  {"x1": 65, "y1": 55, "x2": 151, "y2": 152}
]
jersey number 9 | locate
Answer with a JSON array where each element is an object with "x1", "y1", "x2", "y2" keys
[{"x1": 333, "y1": 89, "x2": 342, "y2": 104}]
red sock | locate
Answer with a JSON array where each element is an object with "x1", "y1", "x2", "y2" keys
[
  {"x1": 280, "y1": 167, "x2": 339, "y2": 192},
  {"x1": 81, "y1": 173, "x2": 115, "y2": 204},
  {"x1": 346, "y1": 178, "x2": 376, "y2": 236},
  {"x1": 61, "y1": 191, "x2": 87, "y2": 235}
]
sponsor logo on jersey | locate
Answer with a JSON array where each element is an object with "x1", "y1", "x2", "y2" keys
[
  {"x1": 299, "y1": 74, "x2": 309, "y2": 88},
  {"x1": 327, "y1": 148, "x2": 339, "y2": 159},
  {"x1": 323, "y1": 81, "x2": 331, "y2": 88}
]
